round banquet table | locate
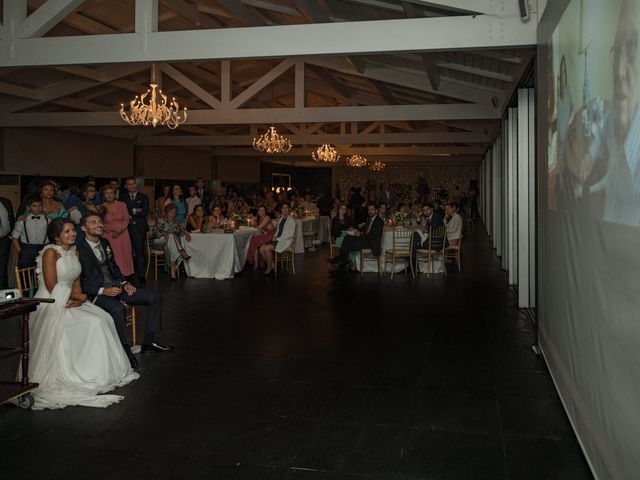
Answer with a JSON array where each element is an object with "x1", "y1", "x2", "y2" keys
[
  {"x1": 354, "y1": 226, "x2": 445, "y2": 274},
  {"x1": 183, "y1": 227, "x2": 259, "y2": 280}
]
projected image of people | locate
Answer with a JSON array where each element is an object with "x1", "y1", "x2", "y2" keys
[{"x1": 548, "y1": 0, "x2": 640, "y2": 227}]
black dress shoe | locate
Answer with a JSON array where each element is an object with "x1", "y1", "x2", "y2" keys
[
  {"x1": 123, "y1": 346, "x2": 139, "y2": 369},
  {"x1": 138, "y1": 276, "x2": 146, "y2": 285},
  {"x1": 142, "y1": 342, "x2": 175, "y2": 353}
]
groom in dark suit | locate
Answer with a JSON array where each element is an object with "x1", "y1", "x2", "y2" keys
[
  {"x1": 121, "y1": 176, "x2": 149, "y2": 284},
  {"x1": 328, "y1": 203, "x2": 384, "y2": 275},
  {"x1": 77, "y1": 213, "x2": 174, "y2": 369}
]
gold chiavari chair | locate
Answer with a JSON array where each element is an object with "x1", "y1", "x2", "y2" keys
[
  {"x1": 146, "y1": 234, "x2": 166, "y2": 280},
  {"x1": 274, "y1": 225, "x2": 298, "y2": 277},
  {"x1": 14, "y1": 266, "x2": 38, "y2": 298},
  {"x1": 359, "y1": 249, "x2": 382, "y2": 276},
  {"x1": 384, "y1": 227, "x2": 415, "y2": 279},
  {"x1": 444, "y1": 235, "x2": 462, "y2": 274},
  {"x1": 421, "y1": 225, "x2": 446, "y2": 277}
]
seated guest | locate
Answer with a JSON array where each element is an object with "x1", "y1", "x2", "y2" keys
[
  {"x1": 155, "y1": 184, "x2": 171, "y2": 217},
  {"x1": 185, "y1": 185, "x2": 202, "y2": 216},
  {"x1": 11, "y1": 196, "x2": 49, "y2": 268},
  {"x1": 378, "y1": 202, "x2": 390, "y2": 223},
  {"x1": 39, "y1": 181, "x2": 68, "y2": 220},
  {"x1": 258, "y1": 203, "x2": 296, "y2": 276},
  {"x1": 246, "y1": 205, "x2": 275, "y2": 269},
  {"x1": 330, "y1": 204, "x2": 353, "y2": 248},
  {"x1": 186, "y1": 204, "x2": 206, "y2": 232},
  {"x1": 434, "y1": 199, "x2": 445, "y2": 219},
  {"x1": 397, "y1": 203, "x2": 409, "y2": 214},
  {"x1": 164, "y1": 184, "x2": 187, "y2": 223},
  {"x1": 444, "y1": 203, "x2": 463, "y2": 246},
  {"x1": 78, "y1": 214, "x2": 174, "y2": 370},
  {"x1": 208, "y1": 205, "x2": 226, "y2": 228},
  {"x1": 100, "y1": 185, "x2": 135, "y2": 278},
  {"x1": 152, "y1": 204, "x2": 192, "y2": 280},
  {"x1": 411, "y1": 202, "x2": 445, "y2": 269},
  {"x1": 328, "y1": 203, "x2": 383, "y2": 275},
  {"x1": 300, "y1": 194, "x2": 316, "y2": 211}
]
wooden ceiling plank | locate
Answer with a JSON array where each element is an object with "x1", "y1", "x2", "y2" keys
[{"x1": 159, "y1": 0, "x2": 222, "y2": 28}]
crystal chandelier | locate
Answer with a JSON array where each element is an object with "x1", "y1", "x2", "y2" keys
[
  {"x1": 119, "y1": 65, "x2": 187, "y2": 129},
  {"x1": 312, "y1": 144, "x2": 340, "y2": 163},
  {"x1": 370, "y1": 160, "x2": 386, "y2": 171},
  {"x1": 346, "y1": 154, "x2": 368, "y2": 167},
  {"x1": 252, "y1": 126, "x2": 292, "y2": 154}
]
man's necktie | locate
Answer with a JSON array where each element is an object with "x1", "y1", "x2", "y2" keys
[{"x1": 94, "y1": 245, "x2": 105, "y2": 263}]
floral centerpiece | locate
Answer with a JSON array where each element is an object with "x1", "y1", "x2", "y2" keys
[
  {"x1": 229, "y1": 212, "x2": 253, "y2": 228},
  {"x1": 391, "y1": 211, "x2": 413, "y2": 227}
]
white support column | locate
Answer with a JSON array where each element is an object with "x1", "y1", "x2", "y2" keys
[
  {"x1": 493, "y1": 134, "x2": 503, "y2": 257},
  {"x1": 485, "y1": 149, "x2": 492, "y2": 235},
  {"x1": 517, "y1": 89, "x2": 530, "y2": 307},
  {"x1": 501, "y1": 118, "x2": 508, "y2": 264},
  {"x1": 491, "y1": 138, "x2": 500, "y2": 244},
  {"x1": 528, "y1": 88, "x2": 536, "y2": 308},
  {"x1": 507, "y1": 107, "x2": 518, "y2": 286}
]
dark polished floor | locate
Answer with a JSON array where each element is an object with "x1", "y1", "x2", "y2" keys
[{"x1": 0, "y1": 227, "x2": 593, "y2": 480}]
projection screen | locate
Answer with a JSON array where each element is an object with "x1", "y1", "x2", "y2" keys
[{"x1": 538, "y1": 0, "x2": 640, "y2": 478}]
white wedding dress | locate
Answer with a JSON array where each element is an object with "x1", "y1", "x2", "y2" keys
[{"x1": 28, "y1": 245, "x2": 139, "y2": 410}]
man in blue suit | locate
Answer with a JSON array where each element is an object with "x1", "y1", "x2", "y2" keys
[{"x1": 121, "y1": 177, "x2": 149, "y2": 284}]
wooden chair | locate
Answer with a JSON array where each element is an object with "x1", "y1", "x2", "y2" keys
[
  {"x1": 384, "y1": 227, "x2": 415, "y2": 279},
  {"x1": 14, "y1": 266, "x2": 37, "y2": 298},
  {"x1": 416, "y1": 226, "x2": 446, "y2": 277},
  {"x1": 301, "y1": 218, "x2": 320, "y2": 251},
  {"x1": 274, "y1": 226, "x2": 297, "y2": 277},
  {"x1": 359, "y1": 249, "x2": 382, "y2": 276},
  {"x1": 15, "y1": 265, "x2": 137, "y2": 345},
  {"x1": 146, "y1": 234, "x2": 165, "y2": 280},
  {"x1": 328, "y1": 224, "x2": 339, "y2": 259},
  {"x1": 444, "y1": 235, "x2": 462, "y2": 274}
]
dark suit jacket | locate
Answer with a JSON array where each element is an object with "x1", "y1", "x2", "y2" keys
[
  {"x1": 121, "y1": 192, "x2": 150, "y2": 233},
  {"x1": 77, "y1": 238, "x2": 127, "y2": 298},
  {"x1": 360, "y1": 215, "x2": 384, "y2": 256},
  {"x1": 377, "y1": 191, "x2": 398, "y2": 208},
  {"x1": 428, "y1": 212, "x2": 445, "y2": 229},
  {"x1": 0, "y1": 197, "x2": 15, "y2": 237},
  {"x1": 197, "y1": 189, "x2": 211, "y2": 212}
]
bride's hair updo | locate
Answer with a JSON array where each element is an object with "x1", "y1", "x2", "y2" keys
[{"x1": 47, "y1": 218, "x2": 75, "y2": 244}]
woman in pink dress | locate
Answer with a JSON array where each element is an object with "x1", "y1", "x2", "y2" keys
[
  {"x1": 246, "y1": 205, "x2": 275, "y2": 269},
  {"x1": 99, "y1": 185, "x2": 135, "y2": 277}
]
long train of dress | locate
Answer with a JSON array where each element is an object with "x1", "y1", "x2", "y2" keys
[{"x1": 28, "y1": 244, "x2": 139, "y2": 410}]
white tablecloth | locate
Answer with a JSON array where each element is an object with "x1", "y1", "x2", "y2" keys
[
  {"x1": 354, "y1": 227, "x2": 444, "y2": 274},
  {"x1": 184, "y1": 228, "x2": 258, "y2": 280}
]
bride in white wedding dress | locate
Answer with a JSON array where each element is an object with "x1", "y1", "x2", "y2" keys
[{"x1": 28, "y1": 219, "x2": 139, "y2": 410}]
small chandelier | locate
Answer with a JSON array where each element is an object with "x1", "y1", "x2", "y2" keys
[
  {"x1": 119, "y1": 65, "x2": 187, "y2": 129},
  {"x1": 370, "y1": 160, "x2": 386, "y2": 171},
  {"x1": 312, "y1": 144, "x2": 340, "y2": 163},
  {"x1": 252, "y1": 126, "x2": 292, "y2": 154},
  {"x1": 346, "y1": 154, "x2": 368, "y2": 167}
]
